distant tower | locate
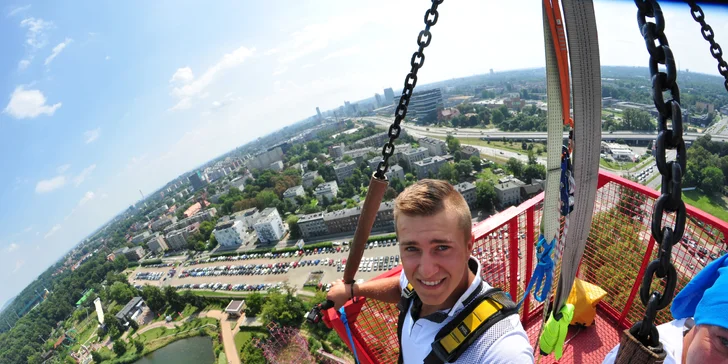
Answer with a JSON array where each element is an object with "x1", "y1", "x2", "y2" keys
[
  {"x1": 384, "y1": 88, "x2": 395, "y2": 104},
  {"x1": 374, "y1": 93, "x2": 382, "y2": 107},
  {"x1": 490, "y1": 68, "x2": 494, "y2": 75},
  {"x1": 316, "y1": 107, "x2": 322, "y2": 121}
]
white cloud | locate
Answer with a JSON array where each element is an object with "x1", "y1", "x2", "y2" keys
[
  {"x1": 169, "y1": 46, "x2": 254, "y2": 110},
  {"x1": 24, "y1": 226, "x2": 33, "y2": 233},
  {"x1": 44, "y1": 225, "x2": 61, "y2": 239},
  {"x1": 20, "y1": 17, "x2": 52, "y2": 49},
  {"x1": 7, "y1": 243, "x2": 19, "y2": 253},
  {"x1": 18, "y1": 59, "x2": 31, "y2": 71},
  {"x1": 7, "y1": 4, "x2": 31, "y2": 17},
  {"x1": 73, "y1": 164, "x2": 96, "y2": 186},
  {"x1": 105, "y1": 55, "x2": 110, "y2": 61},
  {"x1": 170, "y1": 66, "x2": 194, "y2": 84},
  {"x1": 125, "y1": 154, "x2": 147, "y2": 171},
  {"x1": 12, "y1": 259, "x2": 25, "y2": 274},
  {"x1": 56, "y1": 164, "x2": 71, "y2": 173},
  {"x1": 264, "y1": 48, "x2": 280, "y2": 56},
  {"x1": 35, "y1": 175, "x2": 66, "y2": 193},
  {"x1": 78, "y1": 191, "x2": 95, "y2": 206},
  {"x1": 301, "y1": 63, "x2": 315, "y2": 69},
  {"x1": 272, "y1": 66, "x2": 288, "y2": 76},
  {"x1": 44, "y1": 38, "x2": 72, "y2": 66},
  {"x1": 3, "y1": 86, "x2": 62, "y2": 119},
  {"x1": 84, "y1": 128, "x2": 101, "y2": 143},
  {"x1": 321, "y1": 46, "x2": 361, "y2": 61}
]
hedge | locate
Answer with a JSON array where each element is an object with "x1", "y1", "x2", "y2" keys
[
  {"x1": 272, "y1": 241, "x2": 333, "y2": 254},
  {"x1": 140, "y1": 259, "x2": 163, "y2": 266},
  {"x1": 367, "y1": 233, "x2": 397, "y2": 243}
]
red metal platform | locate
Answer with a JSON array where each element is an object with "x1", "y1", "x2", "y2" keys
[{"x1": 323, "y1": 170, "x2": 728, "y2": 363}]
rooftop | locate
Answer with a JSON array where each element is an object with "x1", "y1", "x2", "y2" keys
[
  {"x1": 116, "y1": 296, "x2": 143, "y2": 319},
  {"x1": 225, "y1": 300, "x2": 245, "y2": 312}
]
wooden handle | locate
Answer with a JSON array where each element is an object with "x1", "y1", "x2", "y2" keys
[{"x1": 343, "y1": 174, "x2": 389, "y2": 283}]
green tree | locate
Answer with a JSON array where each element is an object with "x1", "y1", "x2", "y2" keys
[
  {"x1": 306, "y1": 141, "x2": 322, "y2": 154},
  {"x1": 437, "y1": 163, "x2": 458, "y2": 184},
  {"x1": 91, "y1": 351, "x2": 103, "y2": 363},
  {"x1": 470, "y1": 156, "x2": 482, "y2": 172},
  {"x1": 287, "y1": 215, "x2": 301, "y2": 239},
  {"x1": 260, "y1": 287, "x2": 306, "y2": 327},
  {"x1": 141, "y1": 286, "x2": 165, "y2": 313},
  {"x1": 476, "y1": 180, "x2": 497, "y2": 211},
  {"x1": 492, "y1": 109, "x2": 504, "y2": 124},
  {"x1": 700, "y1": 166, "x2": 724, "y2": 195},
  {"x1": 390, "y1": 177, "x2": 405, "y2": 193},
  {"x1": 456, "y1": 160, "x2": 473, "y2": 180},
  {"x1": 133, "y1": 339, "x2": 144, "y2": 353},
  {"x1": 522, "y1": 164, "x2": 546, "y2": 182},
  {"x1": 245, "y1": 293, "x2": 265, "y2": 317},
  {"x1": 446, "y1": 135, "x2": 461, "y2": 153},
  {"x1": 112, "y1": 341, "x2": 127, "y2": 357},
  {"x1": 198, "y1": 220, "x2": 215, "y2": 241},
  {"x1": 384, "y1": 187, "x2": 397, "y2": 201},
  {"x1": 623, "y1": 108, "x2": 655, "y2": 131},
  {"x1": 498, "y1": 105, "x2": 510, "y2": 120},
  {"x1": 240, "y1": 335, "x2": 267, "y2": 364},
  {"x1": 506, "y1": 158, "x2": 525, "y2": 179},
  {"x1": 108, "y1": 282, "x2": 134, "y2": 304},
  {"x1": 164, "y1": 285, "x2": 183, "y2": 312}
]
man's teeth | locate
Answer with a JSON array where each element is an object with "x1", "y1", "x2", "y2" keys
[{"x1": 421, "y1": 279, "x2": 443, "y2": 286}]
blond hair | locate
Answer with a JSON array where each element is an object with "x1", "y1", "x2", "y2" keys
[{"x1": 394, "y1": 179, "x2": 472, "y2": 243}]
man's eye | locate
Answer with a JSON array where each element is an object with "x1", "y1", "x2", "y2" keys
[
  {"x1": 405, "y1": 247, "x2": 419, "y2": 252},
  {"x1": 436, "y1": 245, "x2": 450, "y2": 251},
  {"x1": 719, "y1": 336, "x2": 728, "y2": 348}
]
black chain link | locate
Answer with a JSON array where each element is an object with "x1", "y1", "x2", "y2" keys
[
  {"x1": 631, "y1": 0, "x2": 687, "y2": 347},
  {"x1": 374, "y1": 0, "x2": 443, "y2": 179},
  {"x1": 687, "y1": 1, "x2": 728, "y2": 92}
]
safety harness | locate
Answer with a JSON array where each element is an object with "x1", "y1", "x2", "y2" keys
[{"x1": 396, "y1": 282, "x2": 518, "y2": 363}]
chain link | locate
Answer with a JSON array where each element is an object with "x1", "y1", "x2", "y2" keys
[
  {"x1": 631, "y1": 0, "x2": 686, "y2": 347},
  {"x1": 375, "y1": 0, "x2": 443, "y2": 179},
  {"x1": 687, "y1": 1, "x2": 728, "y2": 92}
]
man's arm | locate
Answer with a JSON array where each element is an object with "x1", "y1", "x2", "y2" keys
[{"x1": 326, "y1": 275, "x2": 401, "y2": 309}]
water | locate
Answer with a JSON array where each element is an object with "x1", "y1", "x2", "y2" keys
[{"x1": 133, "y1": 336, "x2": 215, "y2": 364}]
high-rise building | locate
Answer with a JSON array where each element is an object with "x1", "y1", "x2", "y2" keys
[
  {"x1": 188, "y1": 171, "x2": 207, "y2": 191},
  {"x1": 374, "y1": 93, "x2": 382, "y2": 107},
  {"x1": 316, "y1": 107, "x2": 322, "y2": 121},
  {"x1": 409, "y1": 88, "x2": 443, "y2": 119},
  {"x1": 384, "y1": 88, "x2": 395, "y2": 104}
]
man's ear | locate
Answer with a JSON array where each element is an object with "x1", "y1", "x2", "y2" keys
[{"x1": 467, "y1": 233, "x2": 475, "y2": 253}]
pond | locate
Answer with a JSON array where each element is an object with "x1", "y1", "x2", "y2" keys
[{"x1": 133, "y1": 336, "x2": 215, "y2": 364}]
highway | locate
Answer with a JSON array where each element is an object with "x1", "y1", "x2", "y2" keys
[{"x1": 362, "y1": 116, "x2": 728, "y2": 143}]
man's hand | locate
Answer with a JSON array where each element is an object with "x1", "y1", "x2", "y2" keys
[{"x1": 326, "y1": 279, "x2": 351, "y2": 310}]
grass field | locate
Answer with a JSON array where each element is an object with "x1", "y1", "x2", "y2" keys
[
  {"x1": 600, "y1": 158, "x2": 638, "y2": 170},
  {"x1": 683, "y1": 190, "x2": 728, "y2": 222},
  {"x1": 234, "y1": 327, "x2": 269, "y2": 352},
  {"x1": 188, "y1": 289, "x2": 267, "y2": 298}
]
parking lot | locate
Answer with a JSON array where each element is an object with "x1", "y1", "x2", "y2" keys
[{"x1": 129, "y1": 242, "x2": 403, "y2": 294}]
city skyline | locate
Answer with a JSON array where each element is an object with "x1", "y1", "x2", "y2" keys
[{"x1": 1, "y1": 0, "x2": 728, "y2": 307}]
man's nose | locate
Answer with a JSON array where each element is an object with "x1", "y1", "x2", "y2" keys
[{"x1": 417, "y1": 251, "x2": 440, "y2": 278}]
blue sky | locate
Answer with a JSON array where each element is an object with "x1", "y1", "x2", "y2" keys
[{"x1": 1, "y1": 0, "x2": 727, "y2": 306}]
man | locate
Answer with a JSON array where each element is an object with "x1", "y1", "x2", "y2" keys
[
  {"x1": 327, "y1": 179, "x2": 534, "y2": 363},
  {"x1": 602, "y1": 253, "x2": 728, "y2": 364}
]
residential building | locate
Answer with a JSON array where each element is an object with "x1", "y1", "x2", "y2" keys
[
  {"x1": 354, "y1": 132, "x2": 389, "y2": 149},
  {"x1": 316, "y1": 106, "x2": 322, "y2": 121},
  {"x1": 165, "y1": 228, "x2": 189, "y2": 250},
  {"x1": 504, "y1": 97, "x2": 526, "y2": 109},
  {"x1": 239, "y1": 208, "x2": 260, "y2": 229},
  {"x1": 495, "y1": 180, "x2": 524, "y2": 207},
  {"x1": 303, "y1": 171, "x2": 319, "y2": 188},
  {"x1": 403, "y1": 147, "x2": 429, "y2": 166},
  {"x1": 245, "y1": 147, "x2": 284, "y2": 170},
  {"x1": 521, "y1": 179, "x2": 545, "y2": 200},
  {"x1": 419, "y1": 137, "x2": 448, "y2": 156},
  {"x1": 188, "y1": 171, "x2": 207, "y2": 191},
  {"x1": 146, "y1": 204, "x2": 170, "y2": 219},
  {"x1": 343, "y1": 147, "x2": 377, "y2": 164},
  {"x1": 334, "y1": 160, "x2": 357, "y2": 184},
  {"x1": 131, "y1": 231, "x2": 151, "y2": 244},
  {"x1": 454, "y1": 181, "x2": 477, "y2": 208},
  {"x1": 146, "y1": 234, "x2": 169, "y2": 253},
  {"x1": 329, "y1": 143, "x2": 346, "y2": 158},
  {"x1": 375, "y1": 93, "x2": 382, "y2": 106},
  {"x1": 163, "y1": 208, "x2": 216, "y2": 234},
  {"x1": 270, "y1": 160, "x2": 284, "y2": 172},
  {"x1": 368, "y1": 156, "x2": 383, "y2": 171},
  {"x1": 460, "y1": 145, "x2": 480, "y2": 160},
  {"x1": 283, "y1": 185, "x2": 305, "y2": 205},
  {"x1": 409, "y1": 88, "x2": 443, "y2": 118},
  {"x1": 183, "y1": 201, "x2": 210, "y2": 218},
  {"x1": 231, "y1": 176, "x2": 247, "y2": 191},
  {"x1": 385, "y1": 165, "x2": 405, "y2": 181},
  {"x1": 414, "y1": 156, "x2": 448, "y2": 179},
  {"x1": 151, "y1": 216, "x2": 177, "y2": 232},
  {"x1": 298, "y1": 212, "x2": 327, "y2": 239},
  {"x1": 115, "y1": 297, "x2": 146, "y2": 327},
  {"x1": 253, "y1": 208, "x2": 285, "y2": 243},
  {"x1": 114, "y1": 246, "x2": 145, "y2": 262},
  {"x1": 314, "y1": 181, "x2": 339, "y2": 202},
  {"x1": 384, "y1": 87, "x2": 395, "y2": 104},
  {"x1": 213, "y1": 220, "x2": 245, "y2": 247}
]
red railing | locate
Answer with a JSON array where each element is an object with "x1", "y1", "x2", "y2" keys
[{"x1": 323, "y1": 170, "x2": 728, "y2": 363}]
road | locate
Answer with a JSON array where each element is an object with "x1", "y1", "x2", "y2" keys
[
  {"x1": 362, "y1": 116, "x2": 728, "y2": 143},
  {"x1": 704, "y1": 116, "x2": 728, "y2": 137},
  {"x1": 201, "y1": 310, "x2": 240, "y2": 364}
]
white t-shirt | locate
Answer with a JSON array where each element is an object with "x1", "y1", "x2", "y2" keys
[
  {"x1": 399, "y1": 257, "x2": 534, "y2": 363},
  {"x1": 602, "y1": 318, "x2": 687, "y2": 364}
]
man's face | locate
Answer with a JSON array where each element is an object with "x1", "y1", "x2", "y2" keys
[
  {"x1": 684, "y1": 324, "x2": 728, "y2": 364},
  {"x1": 397, "y1": 208, "x2": 473, "y2": 310}
]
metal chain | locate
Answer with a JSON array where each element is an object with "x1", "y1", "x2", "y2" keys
[
  {"x1": 631, "y1": 0, "x2": 687, "y2": 347},
  {"x1": 374, "y1": 0, "x2": 444, "y2": 179},
  {"x1": 687, "y1": 1, "x2": 728, "y2": 92}
]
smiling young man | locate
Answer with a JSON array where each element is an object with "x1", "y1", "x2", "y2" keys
[{"x1": 327, "y1": 179, "x2": 534, "y2": 363}]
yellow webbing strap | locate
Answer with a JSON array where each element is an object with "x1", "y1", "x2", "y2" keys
[{"x1": 438, "y1": 298, "x2": 503, "y2": 354}]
